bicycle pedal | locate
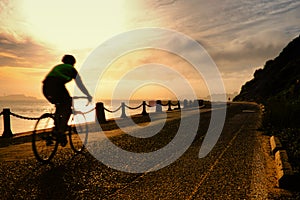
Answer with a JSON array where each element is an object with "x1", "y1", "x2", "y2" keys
[{"x1": 60, "y1": 141, "x2": 67, "y2": 147}]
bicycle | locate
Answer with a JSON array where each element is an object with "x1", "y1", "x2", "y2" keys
[{"x1": 32, "y1": 96, "x2": 90, "y2": 163}]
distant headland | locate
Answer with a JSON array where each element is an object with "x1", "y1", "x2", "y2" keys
[{"x1": 0, "y1": 94, "x2": 39, "y2": 101}]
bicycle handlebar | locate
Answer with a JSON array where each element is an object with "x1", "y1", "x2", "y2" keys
[{"x1": 72, "y1": 96, "x2": 89, "y2": 99}]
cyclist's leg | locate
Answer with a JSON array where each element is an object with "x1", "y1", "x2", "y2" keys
[
  {"x1": 54, "y1": 87, "x2": 72, "y2": 146},
  {"x1": 43, "y1": 80, "x2": 71, "y2": 146},
  {"x1": 42, "y1": 81, "x2": 59, "y2": 145},
  {"x1": 55, "y1": 98, "x2": 72, "y2": 134}
]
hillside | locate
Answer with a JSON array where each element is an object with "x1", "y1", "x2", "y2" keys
[
  {"x1": 234, "y1": 34, "x2": 300, "y2": 102},
  {"x1": 0, "y1": 94, "x2": 38, "y2": 101}
]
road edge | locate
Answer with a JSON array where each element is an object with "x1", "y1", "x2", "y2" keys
[{"x1": 270, "y1": 136, "x2": 295, "y2": 188}]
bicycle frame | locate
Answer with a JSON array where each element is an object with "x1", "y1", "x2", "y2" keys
[{"x1": 32, "y1": 96, "x2": 90, "y2": 163}]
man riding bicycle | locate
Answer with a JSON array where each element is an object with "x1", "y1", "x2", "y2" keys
[{"x1": 42, "y1": 55, "x2": 92, "y2": 146}]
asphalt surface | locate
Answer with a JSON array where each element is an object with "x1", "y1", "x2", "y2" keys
[{"x1": 0, "y1": 103, "x2": 298, "y2": 199}]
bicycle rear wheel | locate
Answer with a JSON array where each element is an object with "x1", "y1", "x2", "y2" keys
[
  {"x1": 69, "y1": 112, "x2": 88, "y2": 153},
  {"x1": 32, "y1": 113, "x2": 58, "y2": 163}
]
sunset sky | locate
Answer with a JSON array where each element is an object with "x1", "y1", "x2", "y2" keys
[{"x1": 0, "y1": 0, "x2": 299, "y2": 100}]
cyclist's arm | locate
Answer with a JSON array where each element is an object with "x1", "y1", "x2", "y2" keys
[{"x1": 75, "y1": 75, "x2": 92, "y2": 101}]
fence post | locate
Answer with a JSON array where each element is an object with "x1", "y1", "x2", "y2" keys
[
  {"x1": 2, "y1": 108, "x2": 13, "y2": 138},
  {"x1": 198, "y1": 99, "x2": 204, "y2": 106},
  {"x1": 189, "y1": 100, "x2": 193, "y2": 107},
  {"x1": 141, "y1": 101, "x2": 148, "y2": 116},
  {"x1": 167, "y1": 100, "x2": 172, "y2": 111},
  {"x1": 156, "y1": 100, "x2": 162, "y2": 112},
  {"x1": 95, "y1": 102, "x2": 106, "y2": 123},
  {"x1": 177, "y1": 101, "x2": 181, "y2": 110},
  {"x1": 120, "y1": 102, "x2": 127, "y2": 118},
  {"x1": 183, "y1": 99, "x2": 188, "y2": 108}
]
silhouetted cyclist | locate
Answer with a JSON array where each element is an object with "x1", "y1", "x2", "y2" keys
[{"x1": 42, "y1": 55, "x2": 92, "y2": 146}]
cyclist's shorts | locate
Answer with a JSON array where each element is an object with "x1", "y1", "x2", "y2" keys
[{"x1": 43, "y1": 77, "x2": 71, "y2": 105}]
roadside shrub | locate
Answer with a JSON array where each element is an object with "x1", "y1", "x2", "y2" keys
[
  {"x1": 262, "y1": 99, "x2": 300, "y2": 174},
  {"x1": 262, "y1": 100, "x2": 300, "y2": 129}
]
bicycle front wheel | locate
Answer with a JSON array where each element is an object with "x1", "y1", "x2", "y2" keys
[
  {"x1": 32, "y1": 113, "x2": 58, "y2": 163},
  {"x1": 69, "y1": 112, "x2": 88, "y2": 153}
]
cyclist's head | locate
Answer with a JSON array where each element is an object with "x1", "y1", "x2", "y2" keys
[{"x1": 62, "y1": 55, "x2": 76, "y2": 65}]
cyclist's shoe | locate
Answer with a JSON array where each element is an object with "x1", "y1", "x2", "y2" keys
[
  {"x1": 46, "y1": 138, "x2": 54, "y2": 146},
  {"x1": 59, "y1": 134, "x2": 68, "y2": 147}
]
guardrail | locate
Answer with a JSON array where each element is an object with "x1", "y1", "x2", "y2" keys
[{"x1": 1, "y1": 99, "x2": 204, "y2": 138}]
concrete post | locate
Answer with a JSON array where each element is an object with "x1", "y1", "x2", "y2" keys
[
  {"x1": 141, "y1": 101, "x2": 148, "y2": 116},
  {"x1": 120, "y1": 102, "x2": 127, "y2": 118},
  {"x1": 198, "y1": 99, "x2": 204, "y2": 106},
  {"x1": 177, "y1": 101, "x2": 181, "y2": 110},
  {"x1": 95, "y1": 102, "x2": 106, "y2": 123},
  {"x1": 167, "y1": 100, "x2": 172, "y2": 111},
  {"x1": 156, "y1": 100, "x2": 162, "y2": 112},
  {"x1": 2, "y1": 108, "x2": 13, "y2": 138},
  {"x1": 183, "y1": 99, "x2": 188, "y2": 108}
]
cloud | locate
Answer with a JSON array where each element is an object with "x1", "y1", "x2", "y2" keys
[
  {"x1": 126, "y1": 0, "x2": 299, "y2": 78},
  {"x1": 0, "y1": 0, "x2": 11, "y2": 17},
  {"x1": 154, "y1": 0, "x2": 178, "y2": 8},
  {"x1": 162, "y1": 1, "x2": 300, "y2": 73},
  {"x1": 210, "y1": 30, "x2": 292, "y2": 72},
  {"x1": 0, "y1": 32, "x2": 58, "y2": 68}
]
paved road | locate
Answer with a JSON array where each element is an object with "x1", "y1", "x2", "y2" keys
[{"x1": 0, "y1": 103, "x2": 294, "y2": 199}]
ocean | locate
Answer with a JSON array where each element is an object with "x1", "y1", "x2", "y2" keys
[
  {"x1": 0, "y1": 100, "x2": 52, "y2": 135},
  {"x1": 0, "y1": 99, "x2": 163, "y2": 135}
]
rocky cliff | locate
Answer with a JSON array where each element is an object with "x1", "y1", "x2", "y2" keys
[{"x1": 234, "y1": 34, "x2": 300, "y2": 102}]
